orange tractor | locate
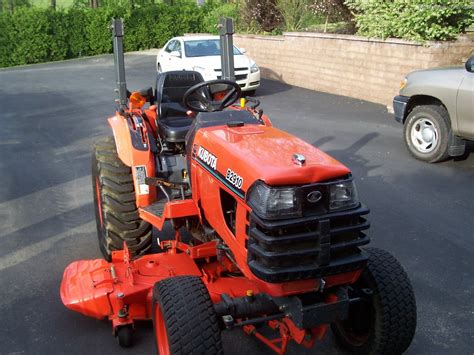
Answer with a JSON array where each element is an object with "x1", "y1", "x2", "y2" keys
[{"x1": 60, "y1": 18, "x2": 416, "y2": 354}]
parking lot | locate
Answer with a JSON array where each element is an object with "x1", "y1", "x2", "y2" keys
[{"x1": 0, "y1": 53, "x2": 473, "y2": 354}]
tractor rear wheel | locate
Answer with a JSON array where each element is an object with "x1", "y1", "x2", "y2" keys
[
  {"x1": 331, "y1": 247, "x2": 417, "y2": 355},
  {"x1": 92, "y1": 135, "x2": 152, "y2": 261},
  {"x1": 152, "y1": 276, "x2": 223, "y2": 355}
]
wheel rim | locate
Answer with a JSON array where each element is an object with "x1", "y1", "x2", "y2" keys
[
  {"x1": 154, "y1": 303, "x2": 170, "y2": 355},
  {"x1": 95, "y1": 177, "x2": 103, "y2": 228},
  {"x1": 410, "y1": 117, "x2": 439, "y2": 153},
  {"x1": 335, "y1": 286, "x2": 374, "y2": 347}
]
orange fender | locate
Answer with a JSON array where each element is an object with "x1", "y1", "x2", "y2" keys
[{"x1": 108, "y1": 113, "x2": 156, "y2": 207}]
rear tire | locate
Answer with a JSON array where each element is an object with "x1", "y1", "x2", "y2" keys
[
  {"x1": 152, "y1": 276, "x2": 223, "y2": 355},
  {"x1": 92, "y1": 136, "x2": 152, "y2": 261},
  {"x1": 331, "y1": 247, "x2": 416, "y2": 355}
]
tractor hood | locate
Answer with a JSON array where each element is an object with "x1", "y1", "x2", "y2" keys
[{"x1": 194, "y1": 124, "x2": 350, "y2": 194}]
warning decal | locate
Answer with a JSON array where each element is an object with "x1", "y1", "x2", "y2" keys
[{"x1": 135, "y1": 165, "x2": 149, "y2": 195}]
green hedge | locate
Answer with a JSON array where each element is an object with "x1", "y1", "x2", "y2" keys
[
  {"x1": 0, "y1": 3, "x2": 232, "y2": 68},
  {"x1": 345, "y1": 0, "x2": 474, "y2": 42}
]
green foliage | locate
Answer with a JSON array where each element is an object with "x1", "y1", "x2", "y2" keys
[
  {"x1": 345, "y1": 0, "x2": 474, "y2": 41},
  {"x1": 201, "y1": 1, "x2": 241, "y2": 34},
  {"x1": 241, "y1": 0, "x2": 283, "y2": 32},
  {"x1": 276, "y1": 0, "x2": 319, "y2": 31},
  {"x1": 0, "y1": 2, "x2": 209, "y2": 68}
]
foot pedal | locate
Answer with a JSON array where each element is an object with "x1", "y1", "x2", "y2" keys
[{"x1": 142, "y1": 200, "x2": 167, "y2": 218}]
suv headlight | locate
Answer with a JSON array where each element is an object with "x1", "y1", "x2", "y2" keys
[
  {"x1": 247, "y1": 179, "x2": 359, "y2": 220},
  {"x1": 247, "y1": 181, "x2": 302, "y2": 220},
  {"x1": 329, "y1": 180, "x2": 359, "y2": 211},
  {"x1": 250, "y1": 63, "x2": 259, "y2": 73}
]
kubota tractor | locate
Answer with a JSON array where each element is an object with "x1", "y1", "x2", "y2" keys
[{"x1": 60, "y1": 18, "x2": 417, "y2": 354}]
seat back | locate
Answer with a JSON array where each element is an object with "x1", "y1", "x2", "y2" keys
[
  {"x1": 155, "y1": 71, "x2": 204, "y2": 143},
  {"x1": 155, "y1": 71, "x2": 204, "y2": 119}
]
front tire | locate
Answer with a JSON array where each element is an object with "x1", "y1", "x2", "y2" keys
[
  {"x1": 92, "y1": 136, "x2": 152, "y2": 260},
  {"x1": 152, "y1": 276, "x2": 223, "y2": 355},
  {"x1": 331, "y1": 248, "x2": 417, "y2": 355},
  {"x1": 404, "y1": 105, "x2": 450, "y2": 163}
]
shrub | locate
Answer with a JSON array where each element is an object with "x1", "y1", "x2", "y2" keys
[
  {"x1": 308, "y1": 0, "x2": 354, "y2": 32},
  {"x1": 276, "y1": 0, "x2": 317, "y2": 31},
  {"x1": 202, "y1": 1, "x2": 241, "y2": 34},
  {"x1": 0, "y1": 2, "x2": 209, "y2": 68},
  {"x1": 241, "y1": 0, "x2": 283, "y2": 32},
  {"x1": 345, "y1": 0, "x2": 474, "y2": 41}
]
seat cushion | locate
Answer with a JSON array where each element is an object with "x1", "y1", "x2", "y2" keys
[{"x1": 157, "y1": 116, "x2": 194, "y2": 143}]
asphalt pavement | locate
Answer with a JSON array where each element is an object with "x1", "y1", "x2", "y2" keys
[{"x1": 0, "y1": 53, "x2": 473, "y2": 354}]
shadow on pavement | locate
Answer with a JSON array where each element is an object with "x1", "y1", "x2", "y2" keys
[{"x1": 255, "y1": 75, "x2": 292, "y2": 97}]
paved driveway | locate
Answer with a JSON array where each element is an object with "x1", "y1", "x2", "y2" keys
[{"x1": 0, "y1": 54, "x2": 473, "y2": 354}]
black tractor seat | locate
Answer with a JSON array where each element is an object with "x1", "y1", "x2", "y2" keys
[
  {"x1": 157, "y1": 117, "x2": 194, "y2": 143},
  {"x1": 155, "y1": 71, "x2": 204, "y2": 143}
]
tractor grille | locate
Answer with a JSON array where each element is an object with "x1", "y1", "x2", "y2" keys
[{"x1": 247, "y1": 205, "x2": 370, "y2": 283}]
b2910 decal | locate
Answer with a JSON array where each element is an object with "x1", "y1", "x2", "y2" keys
[{"x1": 226, "y1": 168, "x2": 243, "y2": 189}]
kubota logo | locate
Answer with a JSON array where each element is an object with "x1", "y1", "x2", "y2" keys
[
  {"x1": 198, "y1": 146, "x2": 217, "y2": 170},
  {"x1": 307, "y1": 190, "x2": 322, "y2": 203}
]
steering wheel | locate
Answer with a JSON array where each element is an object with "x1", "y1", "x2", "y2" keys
[{"x1": 183, "y1": 79, "x2": 242, "y2": 112}]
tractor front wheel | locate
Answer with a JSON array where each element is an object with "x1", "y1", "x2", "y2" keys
[
  {"x1": 92, "y1": 136, "x2": 152, "y2": 260},
  {"x1": 152, "y1": 276, "x2": 223, "y2": 355},
  {"x1": 331, "y1": 247, "x2": 417, "y2": 355}
]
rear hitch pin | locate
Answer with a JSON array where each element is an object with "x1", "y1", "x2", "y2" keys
[{"x1": 110, "y1": 266, "x2": 117, "y2": 280}]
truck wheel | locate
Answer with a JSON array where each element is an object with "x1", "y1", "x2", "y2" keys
[
  {"x1": 152, "y1": 276, "x2": 223, "y2": 355},
  {"x1": 92, "y1": 136, "x2": 152, "y2": 261},
  {"x1": 403, "y1": 105, "x2": 450, "y2": 163},
  {"x1": 331, "y1": 248, "x2": 416, "y2": 355}
]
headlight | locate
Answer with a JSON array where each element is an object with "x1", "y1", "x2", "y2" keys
[
  {"x1": 329, "y1": 181, "x2": 359, "y2": 211},
  {"x1": 247, "y1": 179, "x2": 359, "y2": 220},
  {"x1": 247, "y1": 181, "x2": 302, "y2": 220},
  {"x1": 250, "y1": 63, "x2": 259, "y2": 73}
]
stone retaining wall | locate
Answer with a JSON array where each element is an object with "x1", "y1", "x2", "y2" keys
[{"x1": 234, "y1": 33, "x2": 473, "y2": 108}]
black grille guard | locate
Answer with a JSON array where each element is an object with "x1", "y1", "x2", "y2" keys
[{"x1": 247, "y1": 204, "x2": 370, "y2": 283}]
